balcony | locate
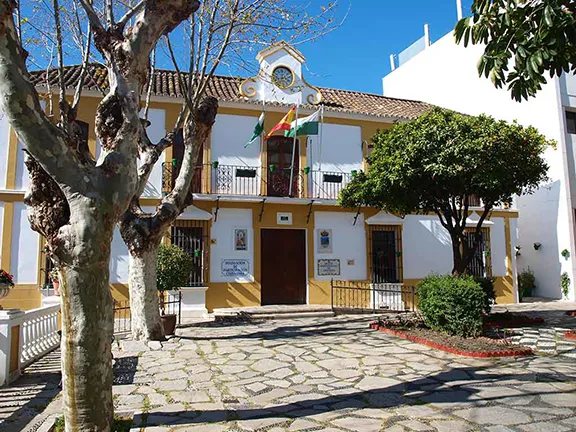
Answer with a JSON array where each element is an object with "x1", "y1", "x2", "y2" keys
[{"x1": 162, "y1": 163, "x2": 355, "y2": 200}]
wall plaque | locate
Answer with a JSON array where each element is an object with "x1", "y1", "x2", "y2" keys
[
  {"x1": 221, "y1": 259, "x2": 250, "y2": 278},
  {"x1": 318, "y1": 259, "x2": 340, "y2": 276}
]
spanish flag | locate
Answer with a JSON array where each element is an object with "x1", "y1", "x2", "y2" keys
[{"x1": 265, "y1": 106, "x2": 296, "y2": 140}]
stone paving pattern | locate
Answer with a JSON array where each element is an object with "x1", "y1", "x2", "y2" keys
[
  {"x1": 0, "y1": 349, "x2": 61, "y2": 432},
  {"x1": 4, "y1": 302, "x2": 576, "y2": 432},
  {"x1": 113, "y1": 310, "x2": 576, "y2": 431}
]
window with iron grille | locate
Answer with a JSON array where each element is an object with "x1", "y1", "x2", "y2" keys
[
  {"x1": 464, "y1": 228, "x2": 492, "y2": 278},
  {"x1": 369, "y1": 225, "x2": 403, "y2": 283},
  {"x1": 170, "y1": 220, "x2": 209, "y2": 286}
]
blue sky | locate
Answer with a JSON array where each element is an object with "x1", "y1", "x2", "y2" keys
[{"x1": 298, "y1": 0, "x2": 473, "y2": 95}]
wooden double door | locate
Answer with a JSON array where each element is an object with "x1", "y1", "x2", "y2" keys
[{"x1": 260, "y1": 229, "x2": 307, "y2": 305}]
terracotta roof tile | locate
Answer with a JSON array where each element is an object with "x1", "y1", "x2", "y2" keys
[{"x1": 30, "y1": 65, "x2": 432, "y2": 120}]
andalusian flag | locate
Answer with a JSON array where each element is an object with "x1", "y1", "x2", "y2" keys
[
  {"x1": 286, "y1": 108, "x2": 321, "y2": 137},
  {"x1": 245, "y1": 111, "x2": 265, "y2": 148},
  {"x1": 265, "y1": 106, "x2": 296, "y2": 140}
]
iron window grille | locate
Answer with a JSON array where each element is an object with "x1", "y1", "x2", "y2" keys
[
  {"x1": 368, "y1": 225, "x2": 403, "y2": 283},
  {"x1": 464, "y1": 227, "x2": 492, "y2": 278},
  {"x1": 169, "y1": 220, "x2": 210, "y2": 287}
]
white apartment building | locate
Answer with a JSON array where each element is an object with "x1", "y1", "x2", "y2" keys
[{"x1": 383, "y1": 13, "x2": 576, "y2": 301}]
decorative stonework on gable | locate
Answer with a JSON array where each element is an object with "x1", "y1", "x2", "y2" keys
[{"x1": 239, "y1": 41, "x2": 322, "y2": 105}]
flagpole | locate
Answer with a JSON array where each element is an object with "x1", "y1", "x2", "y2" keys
[
  {"x1": 319, "y1": 105, "x2": 324, "y2": 173},
  {"x1": 288, "y1": 104, "x2": 299, "y2": 197},
  {"x1": 259, "y1": 100, "x2": 265, "y2": 196}
]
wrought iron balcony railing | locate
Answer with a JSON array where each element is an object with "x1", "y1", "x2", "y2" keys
[
  {"x1": 161, "y1": 163, "x2": 355, "y2": 200},
  {"x1": 162, "y1": 163, "x2": 203, "y2": 195},
  {"x1": 309, "y1": 170, "x2": 352, "y2": 200}
]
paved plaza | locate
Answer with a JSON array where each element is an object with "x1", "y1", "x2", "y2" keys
[{"x1": 3, "y1": 302, "x2": 576, "y2": 432}]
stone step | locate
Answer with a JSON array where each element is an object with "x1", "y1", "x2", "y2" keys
[
  {"x1": 213, "y1": 305, "x2": 332, "y2": 317},
  {"x1": 213, "y1": 305, "x2": 335, "y2": 322},
  {"x1": 248, "y1": 311, "x2": 335, "y2": 320}
]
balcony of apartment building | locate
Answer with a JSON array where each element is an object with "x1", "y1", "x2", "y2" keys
[
  {"x1": 162, "y1": 162, "x2": 355, "y2": 200},
  {"x1": 162, "y1": 135, "x2": 359, "y2": 200}
]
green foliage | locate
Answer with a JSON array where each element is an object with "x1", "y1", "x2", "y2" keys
[
  {"x1": 340, "y1": 108, "x2": 551, "y2": 215},
  {"x1": 454, "y1": 0, "x2": 576, "y2": 101},
  {"x1": 518, "y1": 267, "x2": 536, "y2": 300},
  {"x1": 157, "y1": 244, "x2": 193, "y2": 292},
  {"x1": 416, "y1": 275, "x2": 486, "y2": 338},
  {"x1": 475, "y1": 277, "x2": 496, "y2": 314},
  {"x1": 561, "y1": 271, "x2": 571, "y2": 298},
  {"x1": 340, "y1": 108, "x2": 551, "y2": 274}
]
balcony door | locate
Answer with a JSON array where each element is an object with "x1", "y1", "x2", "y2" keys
[
  {"x1": 171, "y1": 129, "x2": 203, "y2": 194},
  {"x1": 267, "y1": 136, "x2": 299, "y2": 197}
]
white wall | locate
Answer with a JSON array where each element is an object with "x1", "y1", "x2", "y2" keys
[
  {"x1": 490, "y1": 218, "x2": 507, "y2": 278},
  {"x1": 314, "y1": 211, "x2": 367, "y2": 281},
  {"x1": 212, "y1": 114, "x2": 261, "y2": 167},
  {"x1": 383, "y1": 32, "x2": 569, "y2": 299},
  {"x1": 402, "y1": 215, "x2": 453, "y2": 278},
  {"x1": 11, "y1": 203, "x2": 39, "y2": 284},
  {"x1": 210, "y1": 208, "x2": 254, "y2": 283},
  {"x1": 211, "y1": 114, "x2": 262, "y2": 196},
  {"x1": 110, "y1": 227, "x2": 129, "y2": 284},
  {"x1": 308, "y1": 123, "x2": 362, "y2": 199},
  {"x1": 141, "y1": 109, "x2": 166, "y2": 198},
  {"x1": 0, "y1": 108, "x2": 10, "y2": 189}
]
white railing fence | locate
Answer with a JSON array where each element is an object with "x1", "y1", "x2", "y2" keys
[
  {"x1": 0, "y1": 303, "x2": 61, "y2": 386},
  {"x1": 370, "y1": 283, "x2": 406, "y2": 311},
  {"x1": 20, "y1": 305, "x2": 60, "y2": 369}
]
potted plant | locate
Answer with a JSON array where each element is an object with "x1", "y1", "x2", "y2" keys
[
  {"x1": 50, "y1": 268, "x2": 61, "y2": 296},
  {"x1": 157, "y1": 244, "x2": 193, "y2": 336},
  {"x1": 0, "y1": 269, "x2": 14, "y2": 302}
]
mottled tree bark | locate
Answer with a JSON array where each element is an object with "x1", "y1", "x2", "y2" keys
[
  {"x1": 121, "y1": 97, "x2": 218, "y2": 341},
  {"x1": 128, "y1": 242, "x2": 163, "y2": 340},
  {"x1": 0, "y1": 1, "x2": 200, "y2": 430}
]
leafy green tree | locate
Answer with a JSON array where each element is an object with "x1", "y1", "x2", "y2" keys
[
  {"x1": 454, "y1": 0, "x2": 576, "y2": 101},
  {"x1": 340, "y1": 108, "x2": 552, "y2": 275}
]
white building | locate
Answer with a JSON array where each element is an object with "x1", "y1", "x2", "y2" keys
[{"x1": 383, "y1": 15, "x2": 576, "y2": 301}]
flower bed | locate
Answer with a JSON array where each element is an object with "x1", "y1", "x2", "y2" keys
[
  {"x1": 565, "y1": 331, "x2": 576, "y2": 341},
  {"x1": 370, "y1": 320, "x2": 533, "y2": 358},
  {"x1": 483, "y1": 311, "x2": 544, "y2": 328}
]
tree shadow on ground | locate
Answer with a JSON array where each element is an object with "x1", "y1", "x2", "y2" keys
[
  {"x1": 134, "y1": 362, "x2": 575, "y2": 428},
  {"x1": 113, "y1": 356, "x2": 139, "y2": 385},
  {"x1": 177, "y1": 317, "x2": 378, "y2": 341},
  {"x1": 0, "y1": 350, "x2": 61, "y2": 432}
]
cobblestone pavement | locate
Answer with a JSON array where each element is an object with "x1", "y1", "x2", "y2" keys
[
  {"x1": 110, "y1": 312, "x2": 576, "y2": 432},
  {"x1": 492, "y1": 301, "x2": 576, "y2": 357},
  {"x1": 0, "y1": 349, "x2": 61, "y2": 432}
]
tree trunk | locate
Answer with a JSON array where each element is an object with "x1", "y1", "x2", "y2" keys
[
  {"x1": 451, "y1": 235, "x2": 467, "y2": 276},
  {"x1": 129, "y1": 244, "x2": 164, "y2": 341},
  {"x1": 59, "y1": 229, "x2": 115, "y2": 432}
]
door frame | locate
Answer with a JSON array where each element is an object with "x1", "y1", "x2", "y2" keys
[{"x1": 259, "y1": 227, "x2": 309, "y2": 305}]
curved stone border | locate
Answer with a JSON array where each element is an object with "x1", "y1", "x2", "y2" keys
[
  {"x1": 369, "y1": 322, "x2": 533, "y2": 358},
  {"x1": 564, "y1": 330, "x2": 576, "y2": 341}
]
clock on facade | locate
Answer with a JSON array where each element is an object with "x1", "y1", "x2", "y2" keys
[{"x1": 271, "y1": 66, "x2": 294, "y2": 89}]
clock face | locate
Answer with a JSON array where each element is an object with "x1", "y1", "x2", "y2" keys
[{"x1": 272, "y1": 66, "x2": 294, "y2": 89}]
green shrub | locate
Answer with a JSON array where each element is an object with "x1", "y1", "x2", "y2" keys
[
  {"x1": 416, "y1": 275, "x2": 485, "y2": 338},
  {"x1": 518, "y1": 268, "x2": 536, "y2": 300},
  {"x1": 475, "y1": 277, "x2": 496, "y2": 314},
  {"x1": 157, "y1": 244, "x2": 194, "y2": 292}
]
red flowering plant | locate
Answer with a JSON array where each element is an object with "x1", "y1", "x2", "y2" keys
[{"x1": 0, "y1": 269, "x2": 14, "y2": 287}]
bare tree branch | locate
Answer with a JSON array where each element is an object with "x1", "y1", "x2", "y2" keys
[
  {"x1": 117, "y1": 0, "x2": 144, "y2": 29},
  {"x1": 78, "y1": 0, "x2": 104, "y2": 33}
]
